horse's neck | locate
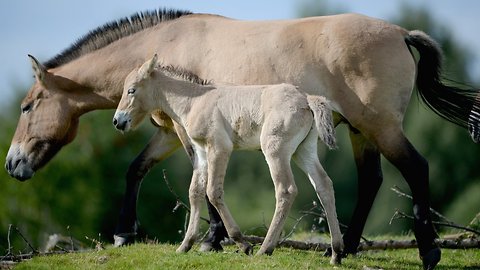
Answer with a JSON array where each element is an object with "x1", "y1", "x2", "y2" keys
[
  {"x1": 152, "y1": 72, "x2": 212, "y2": 124},
  {"x1": 49, "y1": 39, "x2": 152, "y2": 114}
]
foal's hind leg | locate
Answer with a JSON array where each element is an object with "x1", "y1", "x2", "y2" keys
[
  {"x1": 293, "y1": 131, "x2": 343, "y2": 264},
  {"x1": 257, "y1": 143, "x2": 298, "y2": 256},
  {"x1": 372, "y1": 125, "x2": 440, "y2": 270},
  {"x1": 114, "y1": 127, "x2": 181, "y2": 246},
  {"x1": 342, "y1": 129, "x2": 383, "y2": 255}
]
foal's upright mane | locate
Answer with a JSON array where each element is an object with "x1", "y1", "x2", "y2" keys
[
  {"x1": 44, "y1": 8, "x2": 193, "y2": 69},
  {"x1": 157, "y1": 65, "x2": 211, "y2": 86}
]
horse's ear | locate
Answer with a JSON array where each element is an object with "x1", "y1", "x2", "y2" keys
[
  {"x1": 138, "y1": 54, "x2": 158, "y2": 79},
  {"x1": 28, "y1": 54, "x2": 48, "y2": 83}
]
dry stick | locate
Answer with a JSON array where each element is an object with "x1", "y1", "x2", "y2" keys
[
  {"x1": 162, "y1": 169, "x2": 210, "y2": 224},
  {"x1": 6, "y1": 224, "x2": 13, "y2": 256},
  {"x1": 299, "y1": 204, "x2": 372, "y2": 243},
  {"x1": 390, "y1": 209, "x2": 480, "y2": 236},
  {"x1": 390, "y1": 186, "x2": 480, "y2": 235},
  {"x1": 238, "y1": 234, "x2": 480, "y2": 251},
  {"x1": 67, "y1": 225, "x2": 75, "y2": 252},
  {"x1": 13, "y1": 226, "x2": 38, "y2": 254}
]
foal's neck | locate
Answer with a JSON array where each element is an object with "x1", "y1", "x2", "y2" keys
[{"x1": 151, "y1": 70, "x2": 213, "y2": 124}]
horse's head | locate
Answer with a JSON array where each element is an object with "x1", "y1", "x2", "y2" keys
[
  {"x1": 5, "y1": 55, "x2": 83, "y2": 181},
  {"x1": 113, "y1": 54, "x2": 158, "y2": 133}
]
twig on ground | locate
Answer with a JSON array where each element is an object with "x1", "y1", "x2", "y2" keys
[
  {"x1": 390, "y1": 186, "x2": 480, "y2": 236},
  {"x1": 85, "y1": 234, "x2": 104, "y2": 251},
  {"x1": 13, "y1": 226, "x2": 38, "y2": 254},
  {"x1": 67, "y1": 226, "x2": 75, "y2": 252},
  {"x1": 162, "y1": 169, "x2": 210, "y2": 224}
]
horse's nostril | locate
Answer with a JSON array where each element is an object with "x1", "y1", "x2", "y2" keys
[{"x1": 113, "y1": 118, "x2": 118, "y2": 127}]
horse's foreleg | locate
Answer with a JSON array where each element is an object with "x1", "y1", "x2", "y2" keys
[
  {"x1": 114, "y1": 127, "x2": 182, "y2": 247},
  {"x1": 342, "y1": 129, "x2": 383, "y2": 255},
  {"x1": 199, "y1": 199, "x2": 229, "y2": 252},
  {"x1": 374, "y1": 126, "x2": 440, "y2": 270}
]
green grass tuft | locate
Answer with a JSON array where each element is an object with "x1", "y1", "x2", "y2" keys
[{"x1": 12, "y1": 241, "x2": 480, "y2": 270}]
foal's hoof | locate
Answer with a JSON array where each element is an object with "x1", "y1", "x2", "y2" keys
[
  {"x1": 421, "y1": 247, "x2": 441, "y2": 270},
  {"x1": 330, "y1": 253, "x2": 342, "y2": 265},
  {"x1": 176, "y1": 245, "x2": 191, "y2": 253},
  {"x1": 199, "y1": 241, "x2": 224, "y2": 252}
]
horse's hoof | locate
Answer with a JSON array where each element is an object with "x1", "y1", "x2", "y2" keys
[
  {"x1": 421, "y1": 247, "x2": 441, "y2": 270},
  {"x1": 199, "y1": 241, "x2": 223, "y2": 252},
  {"x1": 113, "y1": 234, "x2": 132, "y2": 247},
  {"x1": 241, "y1": 243, "x2": 254, "y2": 255},
  {"x1": 323, "y1": 247, "x2": 332, "y2": 257}
]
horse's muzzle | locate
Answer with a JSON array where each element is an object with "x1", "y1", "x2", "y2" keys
[{"x1": 5, "y1": 144, "x2": 34, "y2": 181}]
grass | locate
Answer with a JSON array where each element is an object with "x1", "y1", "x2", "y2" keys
[{"x1": 12, "y1": 240, "x2": 480, "y2": 270}]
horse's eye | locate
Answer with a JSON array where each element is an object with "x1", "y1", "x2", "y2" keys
[
  {"x1": 21, "y1": 103, "x2": 33, "y2": 114},
  {"x1": 127, "y1": 88, "x2": 136, "y2": 95}
]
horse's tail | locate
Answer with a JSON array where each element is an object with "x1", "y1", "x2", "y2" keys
[
  {"x1": 404, "y1": 30, "x2": 480, "y2": 129},
  {"x1": 306, "y1": 95, "x2": 337, "y2": 149}
]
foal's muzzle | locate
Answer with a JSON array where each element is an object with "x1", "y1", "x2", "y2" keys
[{"x1": 113, "y1": 111, "x2": 131, "y2": 132}]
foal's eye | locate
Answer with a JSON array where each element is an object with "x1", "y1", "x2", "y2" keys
[
  {"x1": 127, "y1": 88, "x2": 136, "y2": 95},
  {"x1": 21, "y1": 103, "x2": 33, "y2": 114}
]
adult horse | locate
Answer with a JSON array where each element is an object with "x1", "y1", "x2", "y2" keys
[{"x1": 5, "y1": 8, "x2": 478, "y2": 269}]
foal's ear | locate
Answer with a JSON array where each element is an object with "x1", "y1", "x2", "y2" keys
[
  {"x1": 28, "y1": 54, "x2": 48, "y2": 83},
  {"x1": 138, "y1": 54, "x2": 158, "y2": 79}
]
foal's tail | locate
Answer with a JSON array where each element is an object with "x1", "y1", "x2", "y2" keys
[
  {"x1": 306, "y1": 95, "x2": 337, "y2": 149},
  {"x1": 404, "y1": 30, "x2": 480, "y2": 129}
]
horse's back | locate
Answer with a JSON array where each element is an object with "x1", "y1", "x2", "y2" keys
[{"x1": 157, "y1": 12, "x2": 415, "y2": 134}]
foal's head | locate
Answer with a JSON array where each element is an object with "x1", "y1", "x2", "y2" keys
[{"x1": 113, "y1": 55, "x2": 158, "y2": 132}]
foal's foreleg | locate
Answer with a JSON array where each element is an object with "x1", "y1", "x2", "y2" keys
[
  {"x1": 114, "y1": 127, "x2": 181, "y2": 247},
  {"x1": 205, "y1": 146, "x2": 252, "y2": 254},
  {"x1": 172, "y1": 122, "x2": 228, "y2": 252},
  {"x1": 177, "y1": 155, "x2": 207, "y2": 253},
  {"x1": 342, "y1": 129, "x2": 383, "y2": 255}
]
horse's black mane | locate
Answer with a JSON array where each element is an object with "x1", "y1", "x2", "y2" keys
[
  {"x1": 158, "y1": 65, "x2": 211, "y2": 86},
  {"x1": 44, "y1": 8, "x2": 192, "y2": 69}
]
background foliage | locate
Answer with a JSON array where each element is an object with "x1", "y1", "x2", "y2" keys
[{"x1": 1, "y1": 2, "x2": 479, "y2": 253}]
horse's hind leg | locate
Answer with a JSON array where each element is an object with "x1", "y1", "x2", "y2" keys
[
  {"x1": 114, "y1": 127, "x2": 181, "y2": 247},
  {"x1": 342, "y1": 129, "x2": 383, "y2": 255},
  {"x1": 373, "y1": 125, "x2": 440, "y2": 270},
  {"x1": 293, "y1": 131, "x2": 343, "y2": 264}
]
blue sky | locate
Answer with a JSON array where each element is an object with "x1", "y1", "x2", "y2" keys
[{"x1": 1, "y1": 0, "x2": 479, "y2": 106}]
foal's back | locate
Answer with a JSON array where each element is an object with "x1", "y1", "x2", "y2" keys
[{"x1": 185, "y1": 83, "x2": 312, "y2": 150}]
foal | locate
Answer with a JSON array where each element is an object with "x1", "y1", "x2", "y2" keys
[{"x1": 113, "y1": 55, "x2": 343, "y2": 263}]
